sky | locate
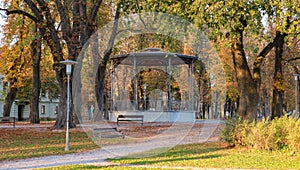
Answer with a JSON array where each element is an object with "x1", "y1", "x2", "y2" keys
[
  {"x1": 0, "y1": 1, "x2": 6, "y2": 45},
  {"x1": 0, "y1": 16, "x2": 5, "y2": 41}
]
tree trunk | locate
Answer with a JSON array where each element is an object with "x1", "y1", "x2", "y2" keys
[
  {"x1": 231, "y1": 31, "x2": 258, "y2": 120},
  {"x1": 53, "y1": 79, "x2": 76, "y2": 129},
  {"x1": 271, "y1": 31, "x2": 285, "y2": 119},
  {"x1": 95, "y1": 61, "x2": 107, "y2": 121},
  {"x1": 263, "y1": 89, "x2": 271, "y2": 118},
  {"x1": 3, "y1": 81, "x2": 17, "y2": 117},
  {"x1": 29, "y1": 38, "x2": 41, "y2": 124},
  {"x1": 94, "y1": 6, "x2": 120, "y2": 121}
]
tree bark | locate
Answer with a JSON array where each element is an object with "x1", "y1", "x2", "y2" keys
[
  {"x1": 271, "y1": 31, "x2": 285, "y2": 119},
  {"x1": 53, "y1": 81, "x2": 77, "y2": 129},
  {"x1": 29, "y1": 38, "x2": 41, "y2": 124},
  {"x1": 95, "y1": 60, "x2": 107, "y2": 121},
  {"x1": 231, "y1": 31, "x2": 258, "y2": 120},
  {"x1": 3, "y1": 81, "x2": 17, "y2": 117}
]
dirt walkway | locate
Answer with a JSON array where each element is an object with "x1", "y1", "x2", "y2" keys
[{"x1": 0, "y1": 120, "x2": 222, "y2": 170}]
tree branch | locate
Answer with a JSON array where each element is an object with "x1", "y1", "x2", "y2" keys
[
  {"x1": 103, "y1": 3, "x2": 120, "y2": 58},
  {"x1": 286, "y1": 57, "x2": 300, "y2": 62},
  {"x1": 253, "y1": 16, "x2": 292, "y2": 82},
  {"x1": 0, "y1": 8, "x2": 38, "y2": 22},
  {"x1": 252, "y1": 32, "x2": 287, "y2": 82},
  {"x1": 72, "y1": 0, "x2": 80, "y2": 36},
  {"x1": 23, "y1": 0, "x2": 43, "y2": 22},
  {"x1": 89, "y1": 0, "x2": 102, "y2": 23},
  {"x1": 54, "y1": 0, "x2": 72, "y2": 41},
  {"x1": 259, "y1": 33, "x2": 287, "y2": 58},
  {"x1": 36, "y1": 0, "x2": 64, "y2": 62}
]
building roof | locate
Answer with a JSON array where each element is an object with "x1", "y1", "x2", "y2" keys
[{"x1": 110, "y1": 48, "x2": 198, "y2": 66}]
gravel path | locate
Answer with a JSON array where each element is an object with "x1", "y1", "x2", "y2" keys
[{"x1": 0, "y1": 120, "x2": 221, "y2": 170}]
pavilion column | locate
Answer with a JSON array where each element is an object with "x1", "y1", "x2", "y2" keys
[
  {"x1": 167, "y1": 56, "x2": 172, "y2": 111},
  {"x1": 110, "y1": 62, "x2": 114, "y2": 114},
  {"x1": 191, "y1": 61, "x2": 194, "y2": 111},
  {"x1": 188, "y1": 63, "x2": 193, "y2": 111},
  {"x1": 133, "y1": 56, "x2": 138, "y2": 110}
]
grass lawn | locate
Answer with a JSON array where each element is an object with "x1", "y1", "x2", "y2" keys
[
  {"x1": 0, "y1": 122, "x2": 98, "y2": 161},
  {"x1": 38, "y1": 142, "x2": 300, "y2": 170},
  {"x1": 3, "y1": 122, "x2": 300, "y2": 169},
  {"x1": 108, "y1": 142, "x2": 300, "y2": 169},
  {"x1": 39, "y1": 165, "x2": 159, "y2": 170}
]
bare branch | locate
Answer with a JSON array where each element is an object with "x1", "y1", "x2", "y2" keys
[
  {"x1": 54, "y1": 0, "x2": 72, "y2": 41},
  {"x1": 72, "y1": 0, "x2": 80, "y2": 35},
  {"x1": 23, "y1": 0, "x2": 43, "y2": 22},
  {"x1": 104, "y1": 3, "x2": 120, "y2": 57},
  {"x1": 35, "y1": 0, "x2": 64, "y2": 62},
  {"x1": 0, "y1": 8, "x2": 38, "y2": 22},
  {"x1": 90, "y1": 0, "x2": 102, "y2": 23},
  {"x1": 253, "y1": 17, "x2": 292, "y2": 78},
  {"x1": 258, "y1": 33, "x2": 287, "y2": 58},
  {"x1": 286, "y1": 57, "x2": 300, "y2": 62},
  {"x1": 252, "y1": 32, "x2": 287, "y2": 82}
]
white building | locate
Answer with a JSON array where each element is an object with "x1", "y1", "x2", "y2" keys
[{"x1": 0, "y1": 74, "x2": 59, "y2": 120}]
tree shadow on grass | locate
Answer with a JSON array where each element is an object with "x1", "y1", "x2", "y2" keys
[
  {"x1": 122, "y1": 154, "x2": 224, "y2": 165},
  {"x1": 110, "y1": 142, "x2": 232, "y2": 165}
]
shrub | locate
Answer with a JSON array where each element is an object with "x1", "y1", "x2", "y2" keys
[
  {"x1": 219, "y1": 116, "x2": 243, "y2": 146},
  {"x1": 234, "y1": 119, "x2": 254, "y2": 147},
  {"x1": 220, "y1": 116, "x2": 300, "y2": 152},
  {"x1": 286, "y1": 118, "x2": 300, "y2": 151},
  {"x1": 246, "y1": 119, "x2": 267, "y2": 150}
]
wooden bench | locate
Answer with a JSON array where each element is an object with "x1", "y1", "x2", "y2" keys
[
  {"x1": 0, "y1": 117, "x2": 16, "y2": 128},
  {"x1": 117, "y1": 115, "x2": 144, "y2": 125},
  {"x1": 93, "y1": 127, "x2": 125, "y2": 139}
]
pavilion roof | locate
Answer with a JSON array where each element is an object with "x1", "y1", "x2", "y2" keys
[{"x1": 110, "y1": 48, "x2": 198, "y2": 66}]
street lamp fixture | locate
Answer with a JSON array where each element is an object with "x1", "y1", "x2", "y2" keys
[
  {"x1": 293, "y1": 74, "x2": 299, "y2": 119},
  {"x1": 60, "y1": 60, "x2": 77, "y2": 151}
]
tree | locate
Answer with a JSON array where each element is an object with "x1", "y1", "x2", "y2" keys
[
  {"x1": 132, "y1": 0, "x2": 299, "y2": 120},
  {"x1": 262, "y1": 0, "x2": 299, "y2": 119},
  {"x1": 283, "y1": 36, "x2": 300, "y2": 113},
  {"x1": 1, "y1": 1, "x2": 57, "y2": 123},
  {"x1": 1, "y1": 0, "x2": 118, "y2": 128},
  {"x1": 0, "y1": 11, "x2": 31, "y2": 118}
]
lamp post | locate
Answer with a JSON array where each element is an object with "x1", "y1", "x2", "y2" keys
[
  {"x1": 60, "y1": 60, "x2": 77, "y2": 151},
  {"x1": 294, "y1": 74, "x2": 299, "y2": 119},
  {"x1": 144, "y1": 83, "x2": 147, "y2": 111}
]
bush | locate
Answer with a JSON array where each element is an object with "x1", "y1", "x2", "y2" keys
[
  {"x1": 286, "y1": 118, "x2": 300, "y2": 151},
  {"x1": 220, "y1": 116, "x2": 300, "y2": 152},
  {"x1": 219, "y1": 116, "x2": 243, "y2": 146}
]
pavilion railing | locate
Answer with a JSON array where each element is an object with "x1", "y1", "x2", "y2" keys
[{"x1": 112, "y1": 100, "x2": 194, "y2": 112}]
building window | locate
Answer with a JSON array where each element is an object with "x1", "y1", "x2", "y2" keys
[
  {"x1": 54, "y1": 106, "x2": 58, "y2": 114},
  {"x1": 41, "y1": 105, "x2": 45, "y2": 114},
  {"x1": 41, "y1": 90, "x2": 46, "y2": 97}
]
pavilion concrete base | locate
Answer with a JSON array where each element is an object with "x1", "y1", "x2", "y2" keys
[{"x1": 109, "y1": 111, "x2": 196, "y2": 122}]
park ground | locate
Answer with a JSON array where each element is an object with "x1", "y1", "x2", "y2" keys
[{"x1": 1, "y1": 120, "x2": 300, "y2": 169}]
